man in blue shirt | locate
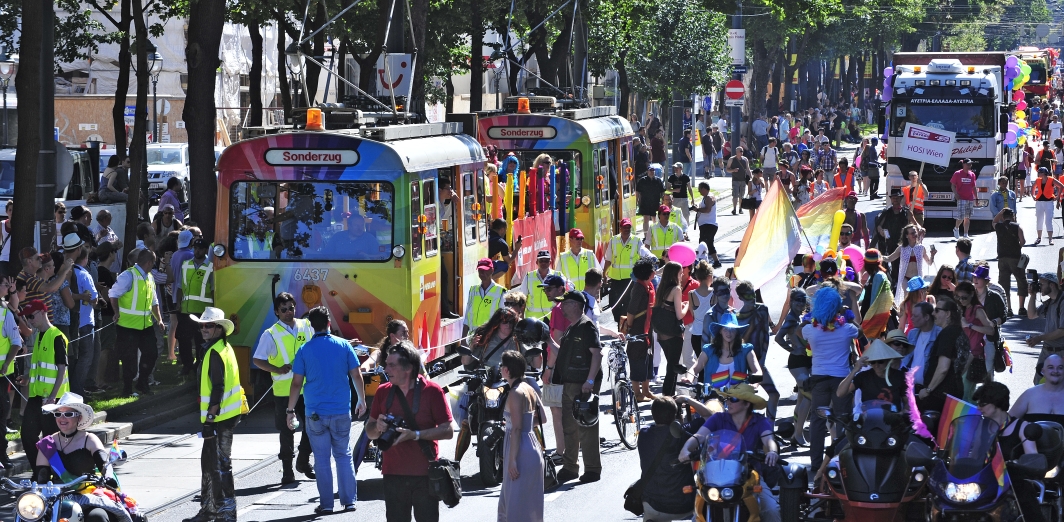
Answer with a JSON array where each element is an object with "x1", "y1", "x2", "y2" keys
[
  {"x1": 70, "y1": 246, "x2": 97, "y2": 395},
  {"x1": 287, "y1": 307, "x2": 367, "y2": 514},
  {"x1": 989, "y1": 175, "x2": 1018, "y2": 218}
]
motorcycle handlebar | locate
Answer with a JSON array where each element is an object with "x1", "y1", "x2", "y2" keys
[{"x1": 1, "y1": 475, "x2": 91, "y2": 492}]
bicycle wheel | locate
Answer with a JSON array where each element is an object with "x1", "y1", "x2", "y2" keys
[{"x1": 615, "y1": 381, "x2": 641, "y2": 449}]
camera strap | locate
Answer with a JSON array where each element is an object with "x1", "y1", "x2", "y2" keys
[{"x1": 391, "y1": 378, "x2": 437, "y2": 462}]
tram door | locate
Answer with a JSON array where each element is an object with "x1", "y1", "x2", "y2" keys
[
  {"x1": 610, "y1": 139, "x2": 634, "y2": 233},
  {"x1": 438, "y1": 168, "x2": 462, "y2": 320},
  {"x1": 453, "y1": 168, "x2": 489, "y2": 317},
  {"x1": 592, "y1": 144, "x2": 613, "y2": 243}
]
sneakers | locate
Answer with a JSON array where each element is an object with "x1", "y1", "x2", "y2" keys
[
  {"x1": 1035, "y1": 238, "x2": 1042, "y2": 246},
  {"x1": 953, "y1": 228, "x2": 960, "y2": 239}
]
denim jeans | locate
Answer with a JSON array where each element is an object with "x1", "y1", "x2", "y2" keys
[
  {"x1": 71, "y1": 324, "x2": 95, "y2": 395},
  {"x1": 306, "y1": 412, "x2": 356, "y2": 510}
]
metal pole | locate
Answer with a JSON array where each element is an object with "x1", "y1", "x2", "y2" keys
[
  {"x1": 2, "y1": 81, "x2": 8, "y2": 147},
  {"x1": 730, "y1": 0, "x2": 742, "y2": 152},
  {"x1": 152, "y1": 77, "x2": 158, "y2": 143}
]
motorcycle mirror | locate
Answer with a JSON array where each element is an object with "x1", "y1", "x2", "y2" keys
[
  {"x1": 922, "y1": 411, "x2": 941, "y2": 437},
  {"x1": 524, "y1": 347, "x2": 544, "y2": 358},
  {"x1": 456, "y1": 346, "x2": 473, "y2": 356},
  {"x1": 1025, "y1": 423, "x2": 1045, "y2": 442},
  {"x1": 747, "y1": 374, "x2": 764, "y2": 385},
  {"x1": 1010, "y1": 453, "x2": 1050, "y2": 478},
  {"x1": 776, "y1": 421, "x2": 795, "y2": 440},
  {"x1": 816, "y1": 407, "x2": 833, "y2": 419},
  {"x1": 669, "y1": 420, "x2": 687, "y2": 439},
  {"x1": 904, "y1": 440, "x2": 935, "y2": 468}
]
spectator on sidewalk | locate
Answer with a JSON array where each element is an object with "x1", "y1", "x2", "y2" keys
[
  {"x1": 17, "y1": 299, "x2": 68, "y2": 469},
  {"x1": 287, "y1": 306, "x2": 367, "y2": 513},
  {"x1": 92, "y1": 242, "x2": 119, "y2": 390},
  {"x1": 69, "y1": 246, "x2": 97, "y2": 396},
  {"x1": 367, "y1": 342, "x2": 455, "y2": 521},
  {"x1": 108, "y1": 249, "x2": 165, "y2": 397},
  {"x1": 254, "y1": 292, "x2": 316, "y2": 485},
  {"x1": 92, "y1": 210, "x2": 123, "y2": 273},
  {"x1": 0, "y1": 277, "x2": 19, "y2": 466},
  {"x1": 0, "y1": 200, "x2": 11, "y2": 276},
  {"x1": 159, "y1": 177, "x2": 185, "y2": 217},
  {"x1": 176, "y1": 236, "x2": 212, "y2": 373},
  {"x1": 726, "y1": 147, "x2": 751, "y2": 215},
  {"x1": 186, "y1": 307, "x2": 243, "y2": 522},
  {"x1": 69, "y1": 206, "x2": 98, "y2": 249}
]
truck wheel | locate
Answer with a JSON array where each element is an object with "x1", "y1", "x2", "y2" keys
[{"x1": 780, "y1": 487, "x2": 804, "y2": 522}]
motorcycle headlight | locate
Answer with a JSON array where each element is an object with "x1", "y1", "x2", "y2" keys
[
  {"x1": 887, "y1": 437, "x2": 897, "y2": 447},
  {"x1": 485, "y1": 398, "x2": 500, "y2": 409},
  {"x1": 708, "y1": 487, "x2": 720, "y2": 501},
  {"x1": 17, "y1": 492, "x2": 46, "y2": 520},
  {"x1": 944, "y1": 482, "x2": 982, "y2": 503},
  {"x1": 857, "y1": 436, "x2": 867, "y2": 445},
  {"x1": 721, "y1": 488, "x2": 734, "y2": 500}
]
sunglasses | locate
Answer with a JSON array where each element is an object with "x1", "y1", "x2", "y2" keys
[
  {"x1": 279, "y1": 306, "x2": 296, "y2": 313},
  {"x1": 51, "y1": 411, "x2": 80, "y2": 418},
  {"x1": 725, "y1": 396, "x2": 742, "y2": 403},
  {"x1": 940, "y1": 275, "x2": 954, "y2": 280},
  {"x1": 713, "y1": 288, "x2": 730, "y2": 295},
  {"x1": 200, "y1": 324, "x2": 221, "y2": 331},
  {"x1": 504, "y1": 302, "x2": 521, "y2": 307},
  {"x1": 839, "y1": 231, "x2": 852, "y2": 236},
  {"x1": 889, "y1": 341, "x2": 906, "y2": 347},
  {"x1": 935, "y1": 308, "x2": 947, "y2": 312},
  {"x1": 956, "y1": 294, "x2": 972, "y2": 301}
]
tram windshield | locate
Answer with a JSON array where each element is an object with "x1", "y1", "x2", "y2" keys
[{"x1": 229, "y1": 180, "x2": 395, "y2": 261}]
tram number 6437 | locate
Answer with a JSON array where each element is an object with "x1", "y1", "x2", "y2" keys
[{"x1": 294, "y1": 268, "x2": 329, "y2": 281}]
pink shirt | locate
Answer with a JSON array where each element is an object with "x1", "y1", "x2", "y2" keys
[{"x1": 950, "y1": 169, "x2": 977, "y2": 201}]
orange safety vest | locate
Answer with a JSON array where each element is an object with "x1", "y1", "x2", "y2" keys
[
  {"x1": 1035, "y1": 176, "x2": 1059, "y2": 200},
  {"x1": 834, "y1": 167, "x2": 855, "y2": 190},
  {"x1": 903, "y1": 185, "x2": 926, "y2": 213}
]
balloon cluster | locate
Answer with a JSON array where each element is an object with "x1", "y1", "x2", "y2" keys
[
  {"x1": 1003, "y1": 55, "x2": 1034, "y2": 149},
  {"x1": 882, "y1": 66, "x2": 895, "y2": 103}
]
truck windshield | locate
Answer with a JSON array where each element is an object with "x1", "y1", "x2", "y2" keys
[
  {"x1": 1027, "y1": 62, "x2": 1047, "y2": 85},
  {"x1": 147, "y1": 148, "x2": 185, "y2": 165},
  {"x1": 891, "y1": 102, "x2": 995, "y2": 138}
]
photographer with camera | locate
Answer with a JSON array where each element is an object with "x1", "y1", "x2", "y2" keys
[
  {"x1": 1026, "y1": 272, "x2": 1064, "y2": 385},
  {"x1": 367, "y1": 342, "x2": 456, "y2": 521}
]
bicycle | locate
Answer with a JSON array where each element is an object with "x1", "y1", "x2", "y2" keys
[{"x1": 605, "y1": 334, "x2": 647, "y2": 450}]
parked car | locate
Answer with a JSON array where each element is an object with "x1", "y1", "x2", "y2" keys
[{"x1": 146, "y1": 143, "x2": 190, "y2": 198}]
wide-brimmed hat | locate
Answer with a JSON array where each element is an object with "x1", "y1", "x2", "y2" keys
[
  {"x1": 907, "y1": 276, "x2": 930, "y2": 293},
  {"x1": 190, "y1": 307, "x2": 235, "y2": 336},
  {"x1": 885, "y1": 329, "x2": 914, "y2": 348},
  {"x1": 42, "y1": 392, "x2": 95, "y2": 430},
  {"x1": 863, "y1": 339, "x2": 903, "y2": 362},
  {"x1": 709, "y1": 312, "x2": 749, "y2": 338},
  {"x1": 718, "y1": 383, "x2": 767, "y2": 410},
  {"x1": 60, "y1": 233, "x2": 84, "y2": 251}
]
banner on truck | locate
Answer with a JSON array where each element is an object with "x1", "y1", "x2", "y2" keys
[{"x1": 900, "y1": 123, "x2": 955, "y2": 167}]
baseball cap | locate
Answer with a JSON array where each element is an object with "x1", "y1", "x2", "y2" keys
[
  {"x1": 538, "y1": 275, "x2": 566, "y2": 288},
  {"x1": 178, "y1": 230, "x2": 194, "y2": 249},
  {"x1": 1041, "y1": 273, "x2": 1059, "y2": 285},
  {"x1": 191, "y1": 237, "x2": 210, "y2": 249},
  {"x1": 568, "y1": 228, "x2": 584, "y2": 240},
  {"x1": 620, "y1": 218, "x2": 632, "y2": 228},
  {"x1": 890, "y1": 187, "x2": 904, "y2": 197},
  {"x1": 18, "y1": 299, "x2": 47, "y2": 317},
  {"x1": 846, "y1": 191, "x2": 858, "y2": 199},
  {"x1": 554, "y1": 290, "x2": 588, "y2": 306},
  {"x1": 476, "y1": 258, "x2": 493, "y2": 271},
  {"x1": 657, "y1": 205, "x2": 671, "y2": 214},
  {"x1": 537, "y1": 250, "x2": 551, "y2": 260},
  {"x1": 673, "y1": 162, "x2": 683, "y2": 169}
]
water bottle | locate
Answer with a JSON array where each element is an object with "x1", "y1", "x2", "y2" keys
[{"x1": 289, "y1": 416, "x2": 300, "y2": 431}]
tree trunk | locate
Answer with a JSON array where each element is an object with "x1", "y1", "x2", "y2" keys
[
  {"x1": 444, "y1": 77, "x2": 454, "y2": 113},
  {"x1": 469, "y1": 0, "x2": 483, "y2": 112},
  {"x1": 277, "y1": 17, "x2": 292, "y2": 121},
  {"x1": 750, "y1": 38, "x2": 771, "y2": 117},
  {"x1": 183, "y1": 0, "x2": 226, "y2": 240},
  {"x1": 769, "y1": 49, "x2": 784, "y2": 116},
  {"x1": 12, "y1": 0, "x2": 42, "y2": 255},
  {"x1": 617, "y1": 50, "x2": 630, "y2": 118},
  {"x1": 247, "y1": 19, "x2": 264, "y2": 128},
  {"x1": 110, "y1": 0, "x2": 132, "y2": 155},
  {"x1": 124, "y1": 0, "x2": 150, "y2": 253}
]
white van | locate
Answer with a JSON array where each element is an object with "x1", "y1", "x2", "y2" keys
[{"x1": 146, "y1": 143, "x2": 190, "y2": 197}]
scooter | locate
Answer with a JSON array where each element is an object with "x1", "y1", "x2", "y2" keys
[
  {"x1": 779, "y1": 400, "x2": 927, "y2": 522},
  {"x1": 906, "y1": 415, "x2": 1056, "y2": 522}
]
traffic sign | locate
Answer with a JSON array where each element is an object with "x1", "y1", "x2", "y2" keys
[
  {"x1": 732, "y1": 66, "x2": 747, "y2": 74},
  {"x1": 702, "y1": 96, "x2": 712, "y2": 112},
  {"x1": 725, "y1": 80, "x2": 745, "y2": 100},
  {"x1": 725, "y1": 99, "x2": 744, "y2": 107}
]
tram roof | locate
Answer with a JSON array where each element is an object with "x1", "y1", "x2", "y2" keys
[{"x1": 479, "y1": 113, "x2": 634, "y2": 144}]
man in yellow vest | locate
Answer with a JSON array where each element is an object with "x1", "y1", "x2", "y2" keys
[
  {"x1": 603, "y1": 218, "x2": 640, "y2": 324},
  {"x1": 646, "y1": 204, "x2": 686, "y2": 258},
  {"x1": 253, "y1": 292, "x2": 316, "y2": 485},
  {"x1": 520, "y1": 250, "x2": 566, "y2": 319},
  {"x1": 108, "y1": 249, "x2": 165, "y2": 397},
  {"x1": 463, "y1": 258, "x2": 506, "y2": 337},
  {"x1": 0, "y1": 277, "x2": 20, "y2": 467},
  {"x1": 558, "y1": 228, "x2": 600, "y2": 292},
  {"x1": 176, "y1": 237, "x2": 213, "y2": 372},
  {"x1": 188, "y1": 307, "x2": 244, "y2": 522},
  {"x1": 17, "y1": 299, "x2": 67, "y2": 469}
]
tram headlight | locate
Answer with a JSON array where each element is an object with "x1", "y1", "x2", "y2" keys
[
  {"x1": 16, "y1": 492, "x2": 46, "y2": 520},
  {"x1": 392, "y1": 245, "x2": 405, "y2": 259},
  {"x1": 213, "y1": 244, "x2": 226, "y2": 258}
]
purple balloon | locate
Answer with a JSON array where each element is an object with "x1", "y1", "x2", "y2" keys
[
  {"x1": 1009, "y1": 122, "x2": 1020, "y2": 134},
  {"x1": 882, "y1": 89, "x2": 892, "y2": 102},
  {"x1": 1006, "y1": 55, "x2": 1019, "y2": 68},
  {"x1": 884, "y1": 67, "x2": 894, "y2": 78},
  {"x1": 1005, "y1": 131, "x2": 1017, "y2": 143}
]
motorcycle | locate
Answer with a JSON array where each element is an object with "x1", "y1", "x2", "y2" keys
[
  {"x1": 1, "y1": 474, "x2": 134, "y2": 522},
  {"x1": 353, "y1": 366, "x2": 389, "y2": 472},
  {"x1": 779, "y1": 400, "x2": 927, "y2": 522},
  {"x1": 906, "y1": 415, "x2": 1056, "y2": 522},
  {"x1": 457, "y1": 361, "x2": 510, "y2": 487}
]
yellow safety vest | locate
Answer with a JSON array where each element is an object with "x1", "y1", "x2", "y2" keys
[
  {"x1": 608, "y1": 235, "x2": 640, "y2": 280},
  {"x1": 29, "y1": 326, "x2": 69, "y2": 398},
  {"x1": 558, "y1": 249, "x2": 597, "y2": 292},
  {"x1": 180, "y1": 258, "x2": 214, "y2": 315},
  {"x1": 249, "y1": 232, "x2": 274, "y2": 259},
  {"x1": 465, "y1": 282, "x2": 505, "y2": 330},
  {"x1": 200, "y1": 339, "x2": 246, "y2": 423},
  {"x1": 0, "y1": 308, "x2": 14, "y2": 376},
  {"x1": 265, "y1": 319, "x2": 312, "y2": 397},
  {"x1": 649, "y1": 223, "x2": 683, "y2": 257},
  {"x1": 668, "y1": 208, "x2": 684, "y2": 228},
  {"x1": 117, "y1": 267, "x2": 155, "y2": 330},
  {"x1": 525, "y1": 269, "x2": 563, "y2": 319}
]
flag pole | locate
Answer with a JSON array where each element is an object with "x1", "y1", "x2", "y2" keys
[{"x1": 783, "y1": 179, "x2": 816, "y2": 252}]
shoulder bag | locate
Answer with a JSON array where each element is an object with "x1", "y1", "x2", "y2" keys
[
  {"x1": 623, "y1": 428, "x2": 674, "y2": 515},
  {"x1": 536, "y1": 398, "x2": 559, "y2": 491},
  {"x1": 392, "y1": 380, "x2": 463, "y2": 508},
  {"x1": 993, "y1": 325, "x2": 1008, "y2": 373},
  {"x1": 651, "y1": 299, "x2": 684, "y2": 337}
]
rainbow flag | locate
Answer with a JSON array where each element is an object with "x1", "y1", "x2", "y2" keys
[
  {"x1": 37, "y1": 435, "x2": 78, "y2": 483},
  {"x1": 861, "y1": 273, "x2": 893, "y2": 339},
  {"x1": 991, "y1": 442, "x2": 1010, "y2": 489},
  {"x1": 710, "y1": 371, "x2": 730, "y2": 388},
  {"x1": 734, "y1": 179, "x2": 803, "y2": 289},
  {"x1": 936, "y1": 394, "x2": 980, "y2": 449},
  {"x1": 795, "y1": 187, "x2": 849, "y2": 253}
]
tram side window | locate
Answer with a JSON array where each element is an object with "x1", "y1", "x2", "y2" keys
[
  {"x1": 596, "y1": 147, "x2": 611, "y2": 207},
  {"x1": 621, "y1": 141, "x2": 632, "y2": 197},
  {"x1": 423, "y1": 179, "x2": 439, "y2": 257},
  {"x1": 229, "y1": 180, "x2": 395, "y2": 262},
  {"x1": 476, "y1": 170, "x2": 488, "y2": 242},
  {"x1": 570, "y1": 153, "x2": 582, "y2": 204},
  {"x1": 410, "y1": 180, "x2": 422, "y2": 260},
  {"x1": 462, "y1": 171, "x2": 477, "y2": 246}
]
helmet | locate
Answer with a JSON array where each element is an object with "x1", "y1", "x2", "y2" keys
[
  {"x1": 572, "y1": 392, "x2": 600, "y2": 427},
  {"x1": 515, "y1": 318, "x2": 549, "y2": 347}
]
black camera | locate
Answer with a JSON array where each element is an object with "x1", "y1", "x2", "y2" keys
[
  {"x1": 375, "y1": 413, "x2": 405, "y2": 451},
  {"x1": 1028, "y1": 269, "x2": 1041, "y2": 295}
]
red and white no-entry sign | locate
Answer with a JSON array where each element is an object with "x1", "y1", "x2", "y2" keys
[{"x1": 725, "y1": 80, "x2": 745, "y2": 100}]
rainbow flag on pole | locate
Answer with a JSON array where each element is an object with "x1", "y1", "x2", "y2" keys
[
  {"x1": 734, "y1": 179, "x2": 803, "y2": 289},
  {"x1": 795, "y1": 187, "x2": 848, "y2": 253},
  {"x1": 861, "y1": 274, "x2": 894, "y2": 339},
  {"x1": 991, "y1": 442, "x2": 1010, "y2": 489},
  {"x1": 936, "y1": 394, "x2": 980, "y2": 449}
]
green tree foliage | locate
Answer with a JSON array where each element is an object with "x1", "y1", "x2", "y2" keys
[
  {"x1": 627, "y1": 0, "x2": 730, "y2": 101},
  {"x1": 0, "y1": 0, "x2": 114, "y2": 69}
]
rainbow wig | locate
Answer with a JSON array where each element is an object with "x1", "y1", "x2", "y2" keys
[{"x1": 811, "y1": 286, "x2": 842, "y2": 326}]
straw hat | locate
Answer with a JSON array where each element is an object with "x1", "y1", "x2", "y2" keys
[
  {"x1": 42, "y1": 392, "x2": 95, "y2": 430},
  {"x1": 863, "y1": 339, "x2": 903, "y2": 362},
  {"x1": 190, "y1": 307, "x2": 235, "y2": 336},
  {"x1": 718, "y1": 383, "x2": 767, "y2": 410}
]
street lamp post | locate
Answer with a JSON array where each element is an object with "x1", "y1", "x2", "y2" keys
[
  {"x1": 0, "y1": 52, "x2": 18, "y2": 148},
  {"x1": 285, "y1": 43, "x2": 308, "y2": 108},
  {"x1": 148, "y1": 47, "x2": 163, "y2": 143}
]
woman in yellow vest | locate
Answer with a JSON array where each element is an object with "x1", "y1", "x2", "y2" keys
[{"x1": 188, "y1": 307, "x2": 246, "y2": 522}]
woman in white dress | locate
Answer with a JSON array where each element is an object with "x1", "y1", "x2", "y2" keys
[{"x1": 885, "y1": 224, "x2": 935, "y2": 305}]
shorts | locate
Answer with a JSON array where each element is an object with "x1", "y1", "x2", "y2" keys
[
  {"x1": 713, "y1": 151, "x2": 723, "y2": 159},
  {"x1": 788, "y1": 353, "x2": 812, "y2": 369},
  {"x1": 956, "y1": 199, "x2": 974, "y2": 219},
  {"x1": 732, "y1": 180, "x2": 747, "y2": 198}
]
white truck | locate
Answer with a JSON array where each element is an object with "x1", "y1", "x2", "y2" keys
[{"x1": 883, "y1": 52, "x2": 1017, "y2": 223}]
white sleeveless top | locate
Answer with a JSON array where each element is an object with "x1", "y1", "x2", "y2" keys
[{"x1": 689, "y1": 288, "x2": 716, "y2": 332}]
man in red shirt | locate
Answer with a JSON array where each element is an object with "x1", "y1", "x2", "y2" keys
[
  {"x1": 950, "y1": 158, "x2": 978, "y2": 239},
  {"x1": 367, "y1": 343, "x2": 455, "y2": 520}
]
